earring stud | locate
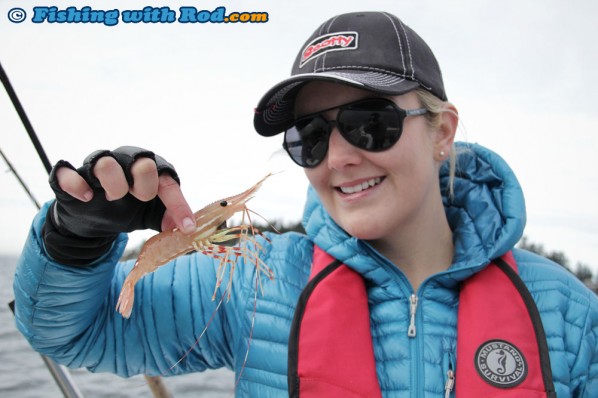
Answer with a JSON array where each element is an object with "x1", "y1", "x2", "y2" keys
[{"x1": 440, "y1": 151, "x2": 446, "y2": 158}]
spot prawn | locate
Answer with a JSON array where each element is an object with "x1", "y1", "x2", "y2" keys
[{"x1": 115, "y1": 173, "x2": 275, "y2": 318}]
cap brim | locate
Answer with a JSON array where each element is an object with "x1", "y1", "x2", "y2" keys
[{"x1": 253, "y1": 71, "x2": 420, "y2": 137}]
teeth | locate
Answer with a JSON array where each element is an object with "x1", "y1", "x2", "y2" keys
[{"x1": 340, "y1": 177, "x2": 382, "y2": 194}]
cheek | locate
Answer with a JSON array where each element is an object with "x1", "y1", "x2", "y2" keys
[
  {"x1": 392, "y1": 126, "x2": 436, "y2": 168},
  {"x1": 379, "y1": 134, "x2": 422, "y2": 172},
  {"x1": 304, "y1": 167, "x2": 336, "y2": 213},
  {"x1": 374, "y1": 132, "x2": 438, "y2": 201},
  {"x1": 304, "y1": 167, "x2": 326, "y2": 191}
]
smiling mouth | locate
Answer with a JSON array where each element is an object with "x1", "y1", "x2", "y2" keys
[{"x1": 338, "y1": 177, "x2": 383, "y2": 194}]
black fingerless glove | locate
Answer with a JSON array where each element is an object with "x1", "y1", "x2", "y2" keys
[{"x1": 42, "y1": 146, "x2": 179, "y2": 266}]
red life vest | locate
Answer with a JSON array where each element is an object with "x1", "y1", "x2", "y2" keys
[{"x1": 288, "y1": 246, "x2": 556, "y2": 397}]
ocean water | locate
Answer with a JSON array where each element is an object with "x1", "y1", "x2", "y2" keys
[{"x1": 0, "y1": 255, "x2": 235, "y2": 397}]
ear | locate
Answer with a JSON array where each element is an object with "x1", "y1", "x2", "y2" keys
[{"x1": 434, "y1": 103, "x2": 458, "y2": 160}]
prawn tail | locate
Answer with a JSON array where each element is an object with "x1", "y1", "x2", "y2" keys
[{"x1": 116, "y1": 270, "x2": 142, "y2": 319}]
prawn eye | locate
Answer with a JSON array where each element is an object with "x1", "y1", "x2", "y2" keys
[{"x1": 220, "y1": 201, "x2": 228, "y2": 207}]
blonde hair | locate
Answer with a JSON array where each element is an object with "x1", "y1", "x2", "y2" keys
[{"x1": 414, "y1": 88, "x2": 458, "y2": 199}]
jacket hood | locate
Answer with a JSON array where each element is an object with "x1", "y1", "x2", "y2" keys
[{"x1": 302, "y1": 142, "x2": 526, "y2": 284}]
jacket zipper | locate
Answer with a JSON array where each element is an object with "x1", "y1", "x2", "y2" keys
[
  {"x1": 443, "y1": 351, "x2": 455, "y2": 398},
  {"x1": 360, "y1": 240, "x2": 476, "y2": 398},
  {"x1": 360, "y1": 241, "x2": 427, "y2": 398},
  {"x1": 408, "y1": 294, "x2": 418, "y2": 337},
  {"x1": 445, "y1": 368, "x2": 455, "y2": 398},
  {"x1": 408, "y1": 292, "x2": 424, "y2": 398}
]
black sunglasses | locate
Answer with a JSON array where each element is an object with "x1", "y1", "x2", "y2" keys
[{"x1": 283, "y1": 98, "x2": 428, "y2": 168}]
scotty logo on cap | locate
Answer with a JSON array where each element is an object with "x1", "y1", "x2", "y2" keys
[{"x1": 300, "y1": 32, "x2": 358, "y2": 68}]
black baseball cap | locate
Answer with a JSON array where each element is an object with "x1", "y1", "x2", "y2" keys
[{"x1": 254, "y1": 11, "x2": 447, "y2": 137}]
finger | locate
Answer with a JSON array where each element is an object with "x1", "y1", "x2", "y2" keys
[
  {"x1": 157, "y1": 174, "x2": 195, "y2": 234},
  {"x1": 56, "y1": 167, "x2": 93, "y2": 202},
  {"x1": 129, "y1": 157, "x2": 159, "y2": 202},
  {"x1": 92, "y1": 156, "x2": 129, "y2": 201}
]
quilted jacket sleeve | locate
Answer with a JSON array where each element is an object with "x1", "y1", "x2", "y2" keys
[{"x1": 13, "y1": 202, "x2": 239, "y2": 377}]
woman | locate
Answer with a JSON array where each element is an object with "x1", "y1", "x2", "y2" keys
[{"x1": 14, "y1": 11, "x2": 597, "y2": 397}]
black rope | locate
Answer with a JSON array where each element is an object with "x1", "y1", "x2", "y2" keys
[{"x1": 0, "y1": 61, "x2": 52, "y2": 173}]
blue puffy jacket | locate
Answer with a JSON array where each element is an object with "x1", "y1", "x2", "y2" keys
[{"x1": 14, "y1": 143, "x2": 598, "y2": 397}]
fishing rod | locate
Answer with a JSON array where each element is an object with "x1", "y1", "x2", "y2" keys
[
  {"x1": 0, "y1": 62, "x2": 52, "y2": 173},
  {"x1": 1, "y1": 61, "x2": 170, "y2": 398},
  {"x1": 0, "y1": 147, "x2": 41, "y2": 209}
]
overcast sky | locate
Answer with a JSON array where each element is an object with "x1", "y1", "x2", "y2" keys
[{"x1": 1, "y1": 0, "x2": 597, "y2": 273}]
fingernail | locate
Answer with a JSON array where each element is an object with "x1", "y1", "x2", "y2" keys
[
  {"x1": 82, "y1": 190, "x2": 93, "y2": 202},
  {"x1": 182, "y1": 217, "x2": 195, "y2": 233}
]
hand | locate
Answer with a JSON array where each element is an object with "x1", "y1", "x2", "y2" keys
[{"x1": 43, "y1": 146, "x2": 195, "y2": 265}]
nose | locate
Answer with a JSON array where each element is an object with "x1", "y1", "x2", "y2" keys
[{"x1": 326, "y1": 125, "x2": 363, "y2": 170}]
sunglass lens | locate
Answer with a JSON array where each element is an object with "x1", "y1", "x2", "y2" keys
[
  {"x1": 284, "y1": 116, "x2": 330, "y2": 167},
  {"x1": 338, "y1": 100, "x2": 403, "y2": 151}
]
